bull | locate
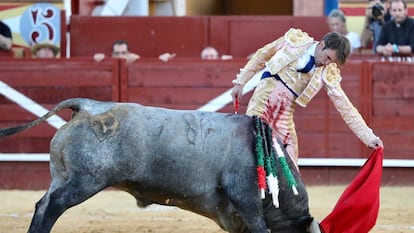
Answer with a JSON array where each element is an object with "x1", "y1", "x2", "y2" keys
[{"x1": 0, "y1": 98, "x2": 320, "y2": 233}]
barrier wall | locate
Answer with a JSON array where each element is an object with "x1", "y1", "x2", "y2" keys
[
  {"x1": 69, "y1": 16, "x2": 209, "y2": 57},
  {"x1": 69, "y1": 16, "x2": 329, "y2": 58},
  {"x1": 121, "y1": 58, "x2": 247, "y2": 111},
  {"x1": 0, "y1": 57, "x2": 413, "y2": 188},
  {"x1": 0, "y1": 58, "x2": 120, "y2": 153},
  {"x1": 371, "y1": 62, "x2": 414, "y2": 159},
  {"x1": 123, "y1": 58, "x2": 370, "y2": 159},
  {"x1": 295, "y1": 60, "x2": 370, "y2": 159},
  {"x1": 209, "y1": 16, "x2": 329, "y2": 57}
]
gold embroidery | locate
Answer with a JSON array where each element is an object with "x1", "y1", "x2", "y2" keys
[
  {"x1": 327, "y1": 85, "x2": 378, "y2": 145},
  {"x1": 294, "y1": 67, "x2": 324, "y2": 107},
  {"x1": 323, "y1": 63, "x2": 342, "y2": 87},
  {"x1": 234, "y1": 28, "x2": 314, "y2": 86},
  {"x1": 284, "y1": 28, "x2": 314, "y2": 47}
]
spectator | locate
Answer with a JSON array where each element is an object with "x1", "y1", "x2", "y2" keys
[
  {"x1": 375, "y1": 0, "x2": 414, "y2": 56},
  {"x1": 328, "y1": 9, "x2": 362, "y2": 54},
  {"x1": 94, "y1": 40, "x2": 175, "y2": 63},
  {"x1": 0, "y1": 20, "x2": 12, "y2": 51},
  {"x1": 361, "y1": 0, "x2": 391, "y2": 52},
  {"x1": 201, "y1": 46, "x2": 219, "y2": 60},
  {"x1": 94, "y1": 40, "x2": 140, "y2": 64},
  {"x1": 231, "y1": 28, "x2": 383, "y2": 165},
  {"x1": 31, "y1": 40, "x2": 60, "y2": 58},
  {"x1": 201, "y1": 46, "x2": 233, "y2": 60},
  {"x1": 158, "y1": 52, "x2": 176, "y2": 62}
]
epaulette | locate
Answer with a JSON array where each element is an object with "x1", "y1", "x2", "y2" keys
[
  {"x1": 323, "y1": 63, "x2": 342, "y2": 87},
  {"x1": 284, "y1": 28, "x2": 314, "y2": 47}
]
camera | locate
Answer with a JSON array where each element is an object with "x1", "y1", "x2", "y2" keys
[{"x1": 372, "y1": 3, "x2": 384, "y2": 18}]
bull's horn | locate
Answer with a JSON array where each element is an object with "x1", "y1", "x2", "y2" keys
[{"x1": 308, "y1": 220, "x2": 322, "y2": 233}]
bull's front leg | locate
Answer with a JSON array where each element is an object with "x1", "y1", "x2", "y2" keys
[
  {"x1": 223, "y1": 178, "x2": 269, "y2": 232},
  {"x1": 236, "y1": 207, "x2": 269, "y2": 233},
  {"x1": 28, "y1": 176, "x2": 107, "y2": 233},
  {"x1": 214, "y1": 203, "x2": 268, "y2": 233},
  {"x1": 28, "y1": 192, "x2": 63, "y2": 233}
]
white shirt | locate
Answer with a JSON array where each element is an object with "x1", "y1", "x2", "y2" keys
[
  {"x1": 346, "y1": 31, "x2": 361, "y2": 54},
  {"x1": 296, "y1": 42, "x2": 318, "y2": 72}
]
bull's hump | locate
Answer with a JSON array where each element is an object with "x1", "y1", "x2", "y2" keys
[
  {"x1": 74, "y1": 101, "x2": 132, "y2": 140},
  {"x1": 81, "y1": 100, "x2": 119, "y2": 116}
]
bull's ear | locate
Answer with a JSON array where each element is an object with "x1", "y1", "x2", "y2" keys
[{"x1": 307, "y1": 219, "x2": 322, "y2": 233}]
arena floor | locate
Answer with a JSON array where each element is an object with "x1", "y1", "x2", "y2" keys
[{"x1": 1, "y1": 186, "x2": 413, "y2": 233}]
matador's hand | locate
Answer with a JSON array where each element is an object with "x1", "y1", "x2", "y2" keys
[
  {"x1": 368, "y1": 137, "x2": 384, "y2": 149},
  {"x1": 231, "y1": 84, "x2": 243, "y2": 105}
]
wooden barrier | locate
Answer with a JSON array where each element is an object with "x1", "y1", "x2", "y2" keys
[
  {"x1": 0, "y1": 57, "x2": 413, "y2": 188},
  {"x1": 209, "y1": 16, "x2": 330, "y2": 57},
  {"x1": 0, "y1": 57, "x2": 410, "y2": 157},
  {"x1": 0, "y1": 58, "x2": 374, "y2": 157},
  {"x1": 0, "y1": 58, "x2": 120, "y2": 153},
  {"x1": 124, "y1": 58, "x2": 370, "y2": 159},
  {"x1": 371, "y1": 62, "x2": 414, "y2": 159},
  {"x1": 69, "y1": 16, "x2": 330, "y2": 58},
  {"x1": 295, "y1": 60, "x2": 370, "y2": 159},
  {"x1": 121, "y1": 58, "x2": 248, "y2": 112},
  {"x1": 69, "y1": 16, "x2": 209, "y2": 57},
  {"x1": 0, "y1": 50, "x2": 14, "y2": 58}
]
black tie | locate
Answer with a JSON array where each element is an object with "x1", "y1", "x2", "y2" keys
[{"x1": 298, "y1": 56, "x2": 315, "y2": 73}]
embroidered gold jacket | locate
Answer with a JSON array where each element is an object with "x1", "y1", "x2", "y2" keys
[{"x1": 233, "y1": 28, "x2": 379, "y2": 146}]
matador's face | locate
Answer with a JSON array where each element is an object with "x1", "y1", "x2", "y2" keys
[{"x1": 314, "y1": 41, "x2": 339, "y2": 67}]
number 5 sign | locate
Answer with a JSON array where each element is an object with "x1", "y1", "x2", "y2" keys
[{"x1": 19, "y1": 3, "x2": 61, "y2": 46}]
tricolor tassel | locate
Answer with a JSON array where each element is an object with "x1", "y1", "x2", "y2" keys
[
  {"x1": 257, "y1": 166, "x2": 267, "y2": 199},
  {"x1": 273, "y1": 138, "x2": 299, "y2": 196},
  {"x1": 265, "y1": 134, "x2": 279, "y2": 207},
  {"x1": 254, "y1": 117, "x2": 267, "y2": 199}
]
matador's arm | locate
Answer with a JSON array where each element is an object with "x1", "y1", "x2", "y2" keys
[
  {"x1": 232, "y1": 37, "x2": 283, "y2": 86},
  {"x1": 322, "y1": 64, "x2": 380, "y2": 146}
]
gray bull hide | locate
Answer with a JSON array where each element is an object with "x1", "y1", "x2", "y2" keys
[{"x1": 0, "y1": 98, "x2": 318, "y2": 233}]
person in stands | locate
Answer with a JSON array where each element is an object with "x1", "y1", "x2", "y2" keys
[
  {"x1": 375, "y1": 0, "x2": 414, "y2": 56},
  {"x1": 31, "y1": 40, "x2": 60, "y2": 58},
  {"x1": 0, "y1": 20, "x2": 12, "y2": 51},
  {"x1": 201, "y1": 46, "x2": 233, "y2": 60},
  {"x1": 327, "y1": 9, "x2": 362, "y2": 54},
  {"x1": 201, "y1": 46, "x2": 219, "y2": 60},
  {"x1": 361, "y1": 0, "x2": 391, "y2": 53},
  {"x1": 94, "y1": 40, "x2": 140, "y2": 64}
]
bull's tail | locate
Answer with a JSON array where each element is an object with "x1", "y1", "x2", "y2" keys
[{"x1": 0, "y1": 98, "x2": 87, "y2": 137}]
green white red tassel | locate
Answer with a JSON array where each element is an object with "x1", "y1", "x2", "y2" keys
[
  {"x1": 254, "y1": 117, "x2": 299, "y2": 208},
  {"x1": 265, "y1": 127, "x2": 280, "y2": 207},
  {"x1": 273, "y1": 138, "x2": 299, "y2": 196}
]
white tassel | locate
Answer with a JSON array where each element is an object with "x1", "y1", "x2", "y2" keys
[
  {"x1": 292, "y1": 185, "x2": 299, "y2": 195},
  {"x1": 260, "y1": 188, "x2": 265, "y2": 199},
  {"x1": 267, "y1": 174, "x2": 279, "y2": 208},
  {"x1": 273, "y1": 138, "x2": 284, "y2": 158}
]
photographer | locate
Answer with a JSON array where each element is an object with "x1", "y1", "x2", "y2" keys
[
  {"x1": 376, "y1": 0, "x2": 414, "y2": 56},
  {"x1": 361, "y1": 0, "x2": 391, "y2": 53}
]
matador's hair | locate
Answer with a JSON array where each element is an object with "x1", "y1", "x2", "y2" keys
[{"x1": 322, "y1": 32, "x2": 351, "y2": 66}]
